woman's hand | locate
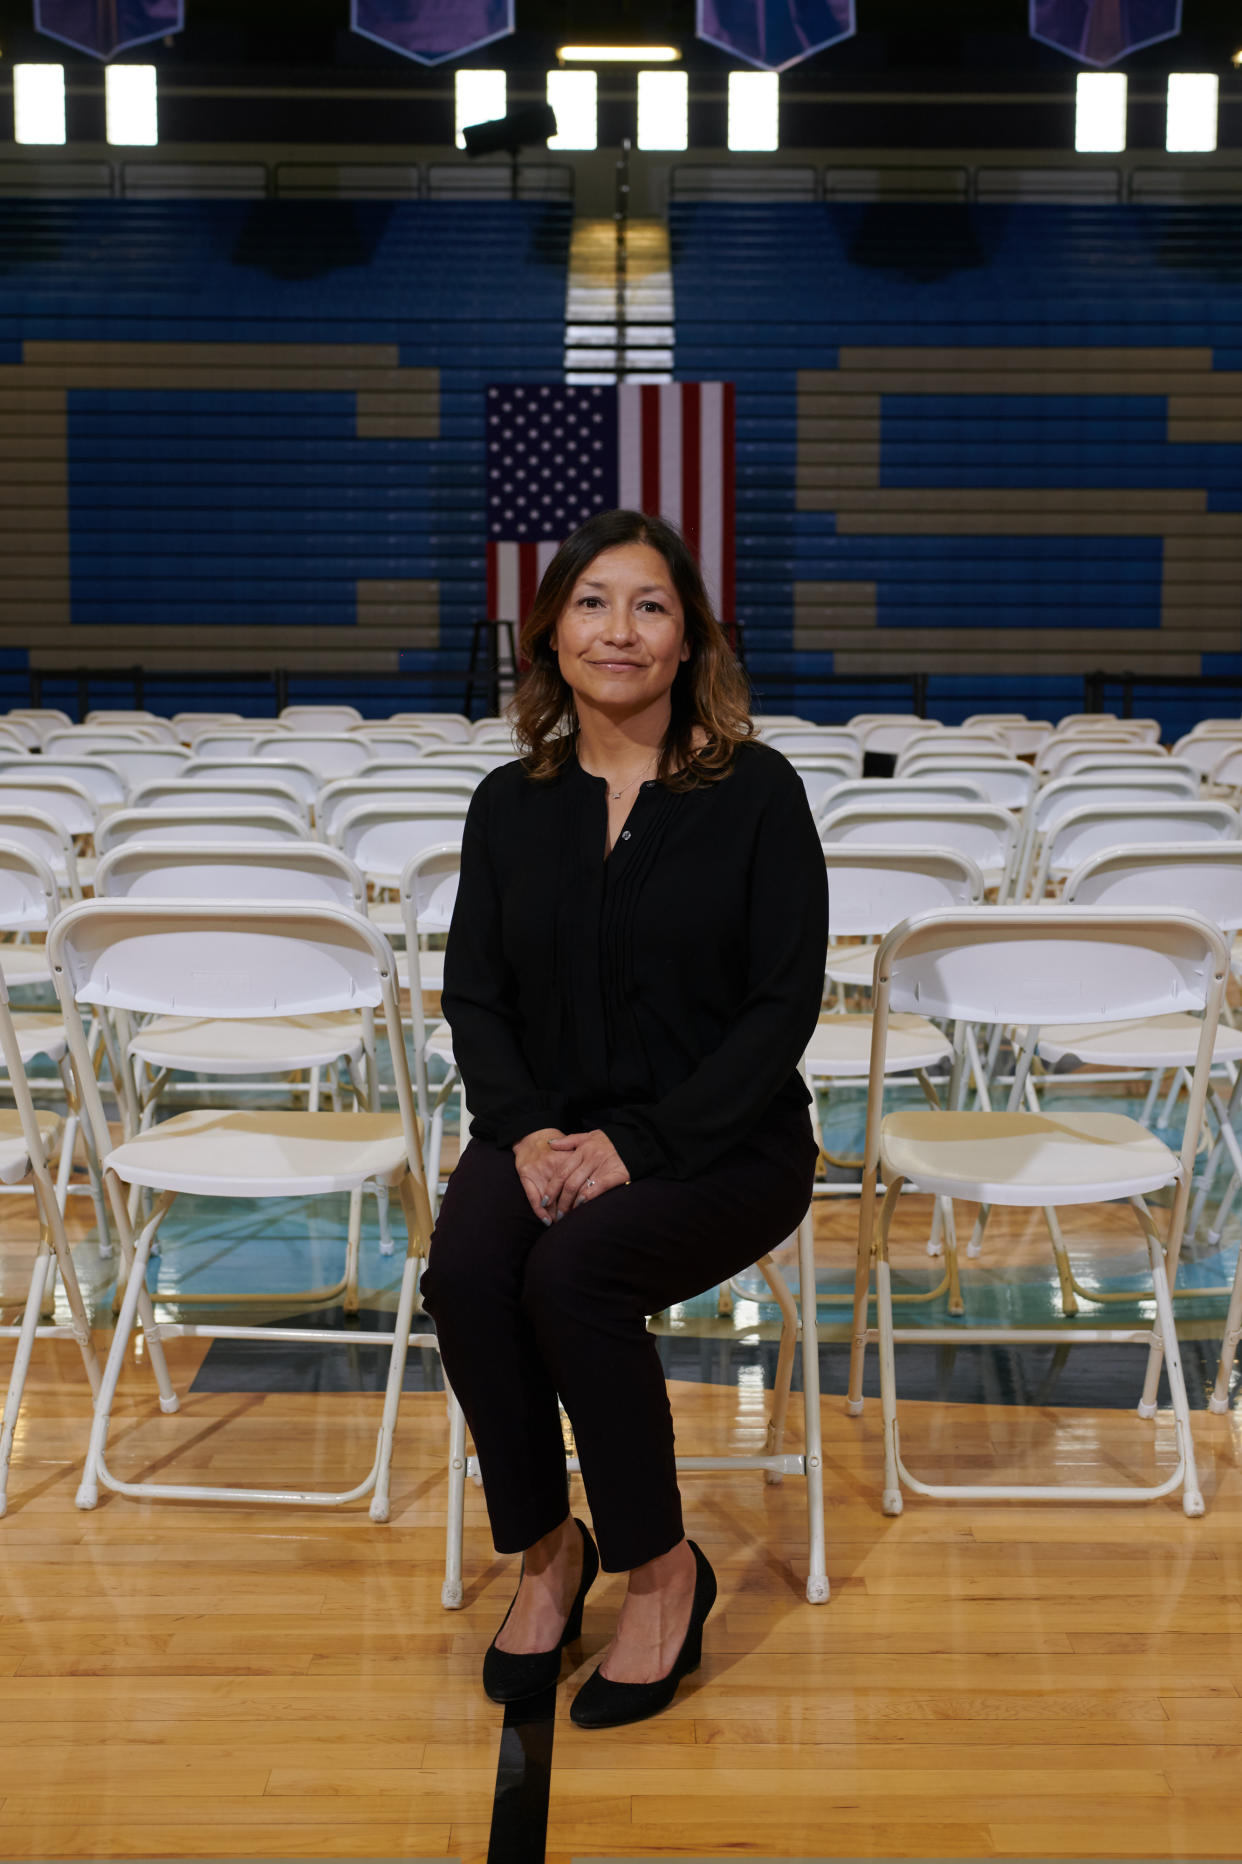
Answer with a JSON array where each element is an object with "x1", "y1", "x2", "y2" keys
[
  {"x1": 512, "y1": 1128, "x2": 574, "y2": 1225},
  {"x1": 546, "y1": 1130, "x2": 630, "y2": 1218}
]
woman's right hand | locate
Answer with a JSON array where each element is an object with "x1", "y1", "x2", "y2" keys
[{"x1": 512, "y1": 1128, "x2": 572, "y2": 1225}]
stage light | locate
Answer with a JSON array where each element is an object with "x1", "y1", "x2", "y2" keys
[
  {"x1": 456, "y1": 70, "x2": 506, "y2": 149},
  {"x1": 637, "y1": 69, "x2": 688, "y2": 151},
  {"x1": 558, "y1": 45, "x2": 680, "y2": 62},
  {"x1": 105, "y1": 64, "x2": 158, "y2": 146},
  {"x1": 1166, "y1": 73, "x2": 1218, "y2": 152},
  {"x1": 13, "y1": 64, "x2": 66, "y2": 144},
  {"x1": 728, "y1": 70, "x2": 779, "y2": 151},
  {"x1": 1232, "y1": 48, "x2": 1242, "y2": 67},
  {"x1": 547, "y1": 69, "x2": 597, "y2": 150},
  {"x1": 1075, "y1": 71, "x2": 1127, "y2": 153}
]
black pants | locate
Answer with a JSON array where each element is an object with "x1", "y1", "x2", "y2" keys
[{"x1": 419, "y1": 1107, "x2": 818, "y2": 1573}]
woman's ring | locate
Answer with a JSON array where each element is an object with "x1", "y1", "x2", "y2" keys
[{"x1": 585, "y1": 1178, "x2": 596, "y2": 1189}]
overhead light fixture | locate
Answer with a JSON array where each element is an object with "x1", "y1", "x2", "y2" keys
[
  {"x1": 1166, "y1": 73, "x2": 1218, "y2": 153},
  {"x1": 558, "y1": 44, "x2": 680, "y2": 62},
  {"x1": 13, "y1": 65, "x2": 66, "y2": 144},
  {"x1": 105, "y1": 64, "x2": 158, "y2": 146},
  {"x1": 1075, "y1": 71, "x2": 1127, "y2": 153}
]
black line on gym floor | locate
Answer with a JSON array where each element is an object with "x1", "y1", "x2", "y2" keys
[{"x1": 486, "y1": 1682, "x2": 557, "y2": 1864}]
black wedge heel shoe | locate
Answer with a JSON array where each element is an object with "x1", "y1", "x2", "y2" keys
[
  {"x1": 569, "y1": 1539, "x2": 716, "y2": 1730},
  {"x1": 482, "y1": 1517, "x2": 599, "y2": 1704}
]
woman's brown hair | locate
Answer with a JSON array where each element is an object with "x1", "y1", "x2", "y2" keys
[{"x1": 511, "y1": 509, "x2": 752, "y2": 788}]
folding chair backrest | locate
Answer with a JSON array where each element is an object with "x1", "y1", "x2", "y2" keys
[
  {"x1": 84, "y1": 709, "x2": 161, "y2": 726},
  {"x1": 0, "y1": 839, "x2": 59, "y2": 932},
  {"x1": 895, "y1": 730, "x2": 1008, "y2": 769},
  {"x1": 817, "y1": 777, "x2": 988, "y2": 823},
  {"x1": 820, "y1": 802, "x2": 1018, "y2": 881},
  {"x1": 899, "y1": 756, "x2": 1036, "y2": 811},
  {"x1": 335, "y1": 801, "x2": 472, "y2": 886},
  {"x1": 1062, "y1": 844, "x2": 1242, "y2": 934},
  {"x1": 87, "y1": 745, "x2": 191, "y2": 793},
  {"x1": 823, "y1": 845, "x2": 984, "y2": 939},
  {"x1": 192, "y1": 725, "x2": 289, "y2": 758},
  {"x1": 351, "y1": 730, "x2": 438, "y2": 762},
  {"x1": 1055, "y1": 751, "x2": 1193, "y2": 788},
  {"x1": 416, "y1": 747, "x2": 511, "y2": 775},
  {"x1": 0, "y1": 777, "x2": 96, "y2": 838},
  {"x1": 0, "y1": 757, "x2": 125, "y2": 809},
  {"x1": 791, "y1": 760, "x2": 868, "y2": 814},
  {"x1": 171, "y1": 712, "x2": 244, "y2": 742},
  {"x1": 470, "y1": 724, "x2": 522, "y2": 748},
  {"x1": 279, "y1": 705, "x2": 364, "y2": 734},
  {"x1": 1037, "y1": 732, "x2": 1155, "y2": 778},
  {"x1": 1034, "y1": 774, "x2": 1201, "y2": 835},
  {"x1": 851, "y1": 716, "x2": 940, "y2": 756},
  {"x1": 400, "y1": 842, "x2": 463, "y2": 939},
  {"x1": 317, "y1": 776, "x2": 475, "y2": 842},
  {"x1": 94, "y1": 841, "x2": 366, "y2": 912},
  {"x1": 0, "y1": 809, "x2": 77, "y2": 892},
  {"x1": 764, "y1": 729, "x2": 864, "y2": 759},
  {"x1": 878, "y1": 906, "x2": 1225, "y2": 1030},
  {"x1": 181, "y1": 757, "x2": 319, "y2": 806},
  {"x1": 253, "y1": 733, "x2": 371, "y2": 780},
  {"x1": 1209, "y1": 745, "x2": 1242, "y2": 790},
  {"x1": 129, "y1": 778, "x2": 312, "y2": 823},
  {"x1": 95, "y1": 807, "x2": 310, "y2": 855},
  {"x1": 1040, "y1": 802, "x2": 1240, "y2": 893},
  {"x1": 961, "y1": 713, "x2": 1027, "y2": 729},
  {"x1": 1004, "y1": 721, "x2": 1054, "y2": 757},
  {"x1": 1166, "y1": 734, "x2": 1242, "y2": 779},
  {"x1": 4, "y1": 713, "x2": 59, "y2": 747},
  {"x1": 388, "y1": 713, "x2": 472, "y2": 741},
  {"x1": 0, "y1": 724, "x2": 31, "y2": 755},
  {"x1": 44, "y1": 727, "x2": 160, "y2": 754}
]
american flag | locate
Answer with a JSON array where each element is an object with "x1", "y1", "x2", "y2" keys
[{"x1": 485, "y1": 381, "x2": 736, "y2": 633}]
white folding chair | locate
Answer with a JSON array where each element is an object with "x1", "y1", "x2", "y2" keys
[
  {"x1": 1055, "y1": 751, "x2": 1193, "y2": 785},
  {"x1": 0, "y1": 776, "x2": 96, "y2": 843},
  {"x1": 1056, "y1": 715, "x2": 1161, "y2": 743},
  {"x1": 192, "y1": 724, "x2": 290, "y2": 758},
  {"x1": 86, "y1": 745, "x2": 191, "y2": 794},
  {"x1": 1207, "y1": 745, "x2": 1242, "y2": 795},
  {"x1": 789, "y1": 756, "x2": 869, "y2": 814},
  {"x1": 469, "y1": 722, "x2": 522, "y2": 749},
  {"x1": 895, "y1": 729, "x2": 1009, "y2": 770},
  {"x1": 820, "y1": 802, "x2": 1020, "y2": 897},
  {"x1": 1037, "y1": 731, "x2": 1160, "y2": 781},
  {"x1": 1005, "y1": 721, "x2": 1054, "y2": 758},
  {"x1": 351, "y1": 729, "x2": 440, "y2": 762},
  {"x1": 43, "y1": 729, "x2": 155, "y2": 756},
  {"x1": 763, "y1": 729, "x2": 865, "y2": 765},
  {"x1": 170, "y1": 712, "x2": 244, "y2": 745},
  {"x1": 129, "y1": 778, "x2": 312, "y2": 824},
  {"x1": 848, "y1": 716, "x2": 941, "y2": 757},
  {"x1": 1172, "y1": 732, "x2": 1242, "y2": 784},
  {"x1": 0, "y1": 726, "x2": 32, "y2": 757},
  {"x1": 388, "y1": 713, "x2": 472, "y2": 742},
  {"x1": 398, "y1": 843, "x2": 463, "y2": 1178},
  {"x1": 316, "y1": 777, "x2": 475, "y2": 847},
  {"x1": 849, "y1": 905, "x2": 1228, "y2": 1514},
  {"x1": 0, "y1": 756, "x2": 125, "y2": 813},
  {"x1": 1030, "y1": 801, "x2": 1240, "y2": 901},
  {"x1": 0, "y1": 808, "x2": 82, "y2": 899},
  {"x1": 96, "y1": 806, "x2": 310, "y2": 856},
  {"x1": 815, "y1": 777, "x2": 987, "y2": 828},
  {"x1": 962, "y1": 713, "x2": 1028, "y2": 730},
  {"x1": 92, "y1": 842, "x2": 394, "y2": 1290},
  {"x1": 181, "y1": 757, "x2": 319, "y2": 809},
  {"x1": 1016, "y1": 775, "x2": 1214, "y2": 899},
  {"x1": 416, "y1": 747, "x2": 512, "y2": 777},
  {"x1": 51, "y1": 899, "x2": 436, "y2": 1520},
  {"x1": 6, "y1": 711, "x2": 70, "y2": 746},
  {"x1": 252, "y1": 734, "x2": 371, "y2": 782},
  {"x1": 279, "y1": 705, "x2": 364, "y2": 734},
  {"x1": 899, "y1": 756, "x2": 1036, "y2": 813}
]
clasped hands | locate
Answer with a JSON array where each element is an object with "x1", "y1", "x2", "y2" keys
[{"x1": 513, "y1": 1127, "x2": 630, "y2": 1225}]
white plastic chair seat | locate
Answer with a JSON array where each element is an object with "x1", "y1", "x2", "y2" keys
[
  {"x1": 1035, "y1": 1013, "x2": 1242, "y2": 1070},
  {"x1": 0, "y1": 1110, "x2": 62, "y2": 1185},
  {"x1": 825, "y1": 942, "x2": 877, "y2": 986},
  {"x1": 104, "y1": 1108, "x2": 411, "y2": 1196},
  {"x1": 426, "y1": 1026, "x2": 455, "y2": 1065},
  {"x1": 0, "y1": 944, "x2": 52, "y2": 984},
  {"x1": 805, "y1": 1013, "x2": 952, "y2": 1079},
  {"x1": 12, "y1": 1013, "x2": 66, "y2": 1065},
  {"x1": 128, "y1": 1012, "x2": 366, "y2": 1075},
  {"x1": 395, "y1": 950, "x2": 445, "y2": 993},
  {"x1": 880, "y1": 1108, "x2": 1179, "y2": 1205}
]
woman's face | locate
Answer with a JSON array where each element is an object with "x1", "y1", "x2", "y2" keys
[{"x1": 551, "y1": 541, "x2": 689, "y2": 716}]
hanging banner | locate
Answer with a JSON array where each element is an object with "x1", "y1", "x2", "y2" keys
[
  {"x1": 34, "y1": 0, "x2": 183, "y2": 60},
  {"x1": 696, "y1": 0, "x2": 855, "y2": 71},
  {"x1": 1029, "y1": 0, "x2": 1182, "y2": 67},
  {"x1": 350, "y1": 0, "x2": 514, "y2": 65}
]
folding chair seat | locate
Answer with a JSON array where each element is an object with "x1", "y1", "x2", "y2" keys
[
  {"x1": 849, "y1": 905, "x2": 1228, "y2": 1516},
  {"x1": 52, "y1": 899, "x2": 437, "y2": 1520}
]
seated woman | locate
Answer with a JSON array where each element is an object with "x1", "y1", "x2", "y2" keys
[{"x1": 420, "y1": 507, "x2": 828, "y2": 1729}]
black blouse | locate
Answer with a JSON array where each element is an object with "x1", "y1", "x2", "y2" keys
[{"x1": 441, "y1": 739, "x2": 829, "y2": 1183}]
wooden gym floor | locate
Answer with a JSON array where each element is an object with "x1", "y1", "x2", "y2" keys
[{"x1": 1, "y1": 1169, "x2": 1241, "y2": 1863}]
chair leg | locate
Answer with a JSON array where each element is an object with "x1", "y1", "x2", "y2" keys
[
  {"x1": 940, "y1": 1197, "x2": 964, "y2": 1317},
  {"x1": 1040, "y1": 1206, "x2": 1080, "y2": 1317},
  {"x1": 375, "y1": 1181, "x2": 395, "y2": 1258},
  {"x1": 369, "y1": 1197, "x2": 423, "y2": 1524},
  {"x1": 1132, "y1": 1199, "x2": 1204, "y2": 1515},
  {"x1": 1209, "y1": 1246, "x2": 1242, "y2": 1414},
  {"x1": 76, "y1": 1187, "x2": 177, "y2": 1510},
  {"x1": 0, "y1": 1240, "x2": 56, "y2": 1516},
  {"x1": 343, "y1": 1188, "x2": 362, "y2": 1316},
  {"x1": 442, "y1": 1380, "x2": 468, "y2": 1609},
  {"x1": 848, "y1": 1175, "x2": 901, "y2": 1415},
  {"x1": 795, "y1": 1209, "x2": 829, "y2": 1602},
  {"x1": 874, "y1": 1197, "x2": 903, "y2": 1517},
  {"x1": 756, "y1": 1250, "x2": 798, "y2": 1484}
]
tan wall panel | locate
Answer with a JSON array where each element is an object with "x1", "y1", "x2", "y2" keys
[
  {"x1": 24, "y1": 341, "x2": 407, "y2": 369},
  {"x1": 834, "y1": 347, "x2": 1218, "y2": 374}
]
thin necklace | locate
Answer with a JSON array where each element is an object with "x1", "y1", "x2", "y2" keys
[{"x1": 608, "y1": 759, "x2": 658, "y2": 800}]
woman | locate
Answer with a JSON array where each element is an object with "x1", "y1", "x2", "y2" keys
[{"x1": 420, "y1": 508, "x2": 827, "y2": 1729}]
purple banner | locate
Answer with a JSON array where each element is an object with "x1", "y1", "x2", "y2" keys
[
  {"x1": 350, "y1": 0, "x2": 514, "y2": 66},
  {"x1": 1030, "y1": 0, "x2": 1182, "y2": 67},
  {"x1": 34, "y1": 0, "x2": 183, "y2": 59},
  {"x1": 697, "y1": 0, "x2": 855, "y2": 71}
]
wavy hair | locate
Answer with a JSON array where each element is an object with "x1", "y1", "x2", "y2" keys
[{"x1": 510, "y1": 509, "x2": 752, "y2": 788}]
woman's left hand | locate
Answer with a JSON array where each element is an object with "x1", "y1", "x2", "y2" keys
[{"x1": 545, "y1": 1130, "x2": 630, "y2": 1218}]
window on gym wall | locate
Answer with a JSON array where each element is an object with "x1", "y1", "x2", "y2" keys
[
  {"x1": 455, "y1": 70, "x2": 507, "y2": 149},
  {"x1": 728, "y1": 70, "x2": 780, "y2": 151},
  {"x1": 637, "y1": 69, "x2": 689, "y2": 151}
]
